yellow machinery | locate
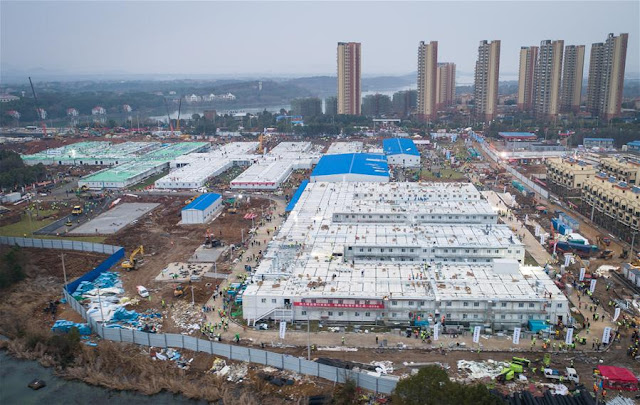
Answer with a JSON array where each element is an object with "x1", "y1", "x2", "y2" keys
[
  {"x1": 258, "y1": 134, "x2": 264, "y2": 154},
  {"x1": 122, "y1": 245, "x2": 144, "y2": 270}
]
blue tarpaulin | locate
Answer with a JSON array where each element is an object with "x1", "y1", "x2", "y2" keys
[
  {"x1": 51, "y1": 320, "x2": 91, "y2": 335},
  {"x1": 528, "y1": 320, "x2": 548, "y2": 333},
  {"x1": 112, "y1": 307, "x2": 139, "y2": 321}
]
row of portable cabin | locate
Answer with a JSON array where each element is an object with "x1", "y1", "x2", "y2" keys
[{"x1": 621, "y1": 264, "x2": 640, "y2": 288}]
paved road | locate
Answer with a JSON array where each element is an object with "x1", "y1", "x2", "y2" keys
[{"x1": 482, "y1": 190, "x2": 553, "y2": 266}]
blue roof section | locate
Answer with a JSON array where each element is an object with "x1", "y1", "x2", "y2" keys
[
  {"x1": 311, "y1": 153, "x2": 389, "y2": 178},
  {"x1": 383, "y1": 138, "x2": 420, "y2": 156},
  {"x1": 286, "y1": 180, "x2": 309, "y2": 212},
  {"x1": 584, "y1": 138, "x2": 614, "y2": 142},
  {"x1": 182, "y1": 193, "x2": 221, "y2": 211},
  {"x1": 499, "y1": 132, "x2": 537, "y2": 139},
  {"x1": 628, "y1": 140, "x2": 640, "y2": 146}
]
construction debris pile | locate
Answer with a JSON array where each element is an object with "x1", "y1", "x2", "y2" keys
[
  {"x1": 170, "y1": 300, "x2": 202, "y2": 334},
  {"x1": 149, "y1": 347, "x2": 192, "y2": 370},
  {"x1": 457, "y1": 360, "x2": 509, "y2": 381},
  {"x1": 73, "y1": 272, "x2": 125, "y2": 322},
  {"x1": 209, "y1": 357, "x2": 248, "y2": 382},
  {"x1": 105, "y1": 307, "x2": 163, "y2": 333}
]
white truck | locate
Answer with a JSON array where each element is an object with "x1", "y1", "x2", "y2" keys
[{"x1": 543, "y1": 367, "x2": 579, "y2": 383}]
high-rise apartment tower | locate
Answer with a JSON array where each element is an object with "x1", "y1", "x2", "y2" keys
[
  {"x1": 337, "y1": 42, "x2": 362, "y2": 115},
  {"x1": 560, "y1": 45, "x2": 585, "y2": 113},
  {"x1": 533, "y1": 40, "x2": 564, "y2": 119},
  {"x1": 474, "y1": 40, "x2": 501, "y2": 122},
  {"x1": 517, "y1": 46, "x2": 538, "y2": 111},
  {"x1": 417, "y1": 41, "x2": 438, "y2": 120},
  {"x1": 586, "y1": 33, "x2": 628, "y2": 120},
  {"x1": 436, "y1": 63, "x2": 456, "y2": 109}
]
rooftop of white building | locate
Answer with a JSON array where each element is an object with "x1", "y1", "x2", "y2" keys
[
  {"x1": 244, "y1": 261, "x2": 563, "y2": 302},
  {"x1": 326, "y1": 142, "x2": 364, "y2": 155}
]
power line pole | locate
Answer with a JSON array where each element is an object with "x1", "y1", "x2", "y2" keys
[{"x1": 61, "y1": 252, "x2": 68, "y2": 287}]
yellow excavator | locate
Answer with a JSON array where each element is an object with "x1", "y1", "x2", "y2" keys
[{"x1": 121, "y1": 245, "x2": 144, "y2": 271}]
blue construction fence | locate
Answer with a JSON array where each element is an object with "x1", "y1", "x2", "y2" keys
[{"x1": 65, "y1": 247, "x2": 124, "y2": 293}]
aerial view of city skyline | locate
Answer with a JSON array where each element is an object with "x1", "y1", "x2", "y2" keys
[{"x1": 1, "y1": 2, "x2": 640, "y2": 404}]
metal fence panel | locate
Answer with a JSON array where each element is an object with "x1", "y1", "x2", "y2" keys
[
  {"x1": 283, "y1": 356, "x2": 301, "y2": 373},
  {"x1": 266, "y1": 351, "x2": 283, "y2": 368},
  {"x1": 120, "y1": 329, "x2": 135, "y2": 343},
  {"x1": 248, "y1": 349, "x2": 268, "y2": 365},
  {"x1": 183, "y1": 336, "x2": 198, "y2": 352},
  {"x1": 300, "y1": 359, "x2": 319, "y2": 376},
  {"x1": 318, "y1": 364, "x2": 338, "y2": 382},
  {"x1": 377, "y1": 376, "x2": 398, "y2": 394},
  {"x1": 103, "y1": 328, "x2": 122, "y2": 341},
  {"x1": 133, "y1": 330, "x2": 149, "y2": 345},
  {"x1": 230, "y1": 345, "x2": 249, "y2": 362},
  {"x1": 149, "y1": 334, "x2": 166, "y2": 347},
  {"x1": 165, "y1": 333, "x2": 184, "y2": 348}
]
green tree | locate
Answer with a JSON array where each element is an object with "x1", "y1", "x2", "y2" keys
[
  {"x1": 0, "y1": 246, "x2": 26, "y2": 289},
  {"x1": 392, "y1": 366, "x2": 501, "y2": 405}
]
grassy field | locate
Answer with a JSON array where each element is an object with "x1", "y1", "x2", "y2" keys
[
  {"x1": 420, "y1": 167, "x2": 466, "y2": 181},
  {"x1": 0, "y1": 212, "x2": 105, "y2": 243},
  {"x1": 0, "y1": 214, "x2": 56, "y2": 237}
]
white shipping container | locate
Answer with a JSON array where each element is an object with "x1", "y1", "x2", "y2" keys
[{"x1": 3, "y1": 192, "x2": 21, "y2": 203}]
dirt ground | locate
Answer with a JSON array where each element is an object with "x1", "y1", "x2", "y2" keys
[{"x1": 94, "y1": 193, "x2": 274, "y2": 331}]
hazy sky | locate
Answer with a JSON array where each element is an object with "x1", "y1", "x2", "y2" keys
[{"x1": 1, "y1": 1, "x2": 638, "y2": 79}]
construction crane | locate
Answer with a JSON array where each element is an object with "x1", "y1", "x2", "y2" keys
[
  {"x1": 163, "y1": 97, "x2": 174, "y2": 136},
  {"x1": 258, "y1": 134, "x2": 264, "y2": 154},
  {"x1": 28, "y1": 77, "x2": 47, "y2": 137},
  {"x1": 176, "y1": 97, "x2": 182, "y2": 132},
  {"x1": 121, "y1": 245, "x2": 144, "y2": 270}
]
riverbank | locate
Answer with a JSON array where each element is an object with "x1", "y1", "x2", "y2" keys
[{"x1": 0, "y1": 350, "x2": 205, "y2": 405}]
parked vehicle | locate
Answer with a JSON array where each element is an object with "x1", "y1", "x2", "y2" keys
[
  {"x1": 136, "y1": 285, "x2": 149, "y2": 298},
  {"x1": 544, "y1": 367, "x2": 579, "y2": 383}
]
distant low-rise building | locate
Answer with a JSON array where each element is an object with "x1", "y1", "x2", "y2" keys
[
  {"x1": 0, "y1": 94, "x2": 19, "y2": 102},
  {"x1": 91, "y1": 106, "x2": 106, "y2": 115},
  {"x1": 583, "y1": 138, "x2": 615, "y2": 149},
  {"x1": 627, "y1": 141, "x2": 640, "y2": 153}
]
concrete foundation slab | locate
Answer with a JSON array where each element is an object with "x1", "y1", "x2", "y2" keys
[
  {"x1": 155, "y1": 262, "x2": 213, "y2": 282},
  {"x1": 70, "y1": 203, "x2": 159, "y2": 234}
]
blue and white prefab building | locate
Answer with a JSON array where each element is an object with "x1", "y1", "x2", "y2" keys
[
  {"x1": 383, "y1": 138, "x2": 421, "y2": 168},
  {"x1": 181, "y1": 193, "x2": 223, "y2": 224},
  {"x1": 310, "y1": 153, "x2": 389, "y2": 183}
]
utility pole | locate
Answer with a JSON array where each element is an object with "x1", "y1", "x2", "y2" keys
[
  {"x1": 191, "y1": 284, "x2": 195, "y2": 306},
  {"x1": 96, "y1": 284, "x2": 105, "y2": 323},
  {"x1": 307, "y1": 312, "x2": 311, "y2": 360},
  {"x1": 61, "y1": 252, "x2": 68, "y2": 287},
  {"x1": 631, "y1": 231, "x2": 637, "y2": 256}
]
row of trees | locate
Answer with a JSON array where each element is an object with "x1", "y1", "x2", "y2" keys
[{"x1": 0, "y1": 150, "x2": 48, "y2": 190}]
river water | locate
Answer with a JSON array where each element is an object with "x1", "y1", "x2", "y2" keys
[{"x1": 0, "y1": 351, "x2": 206, "y2": 404}]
